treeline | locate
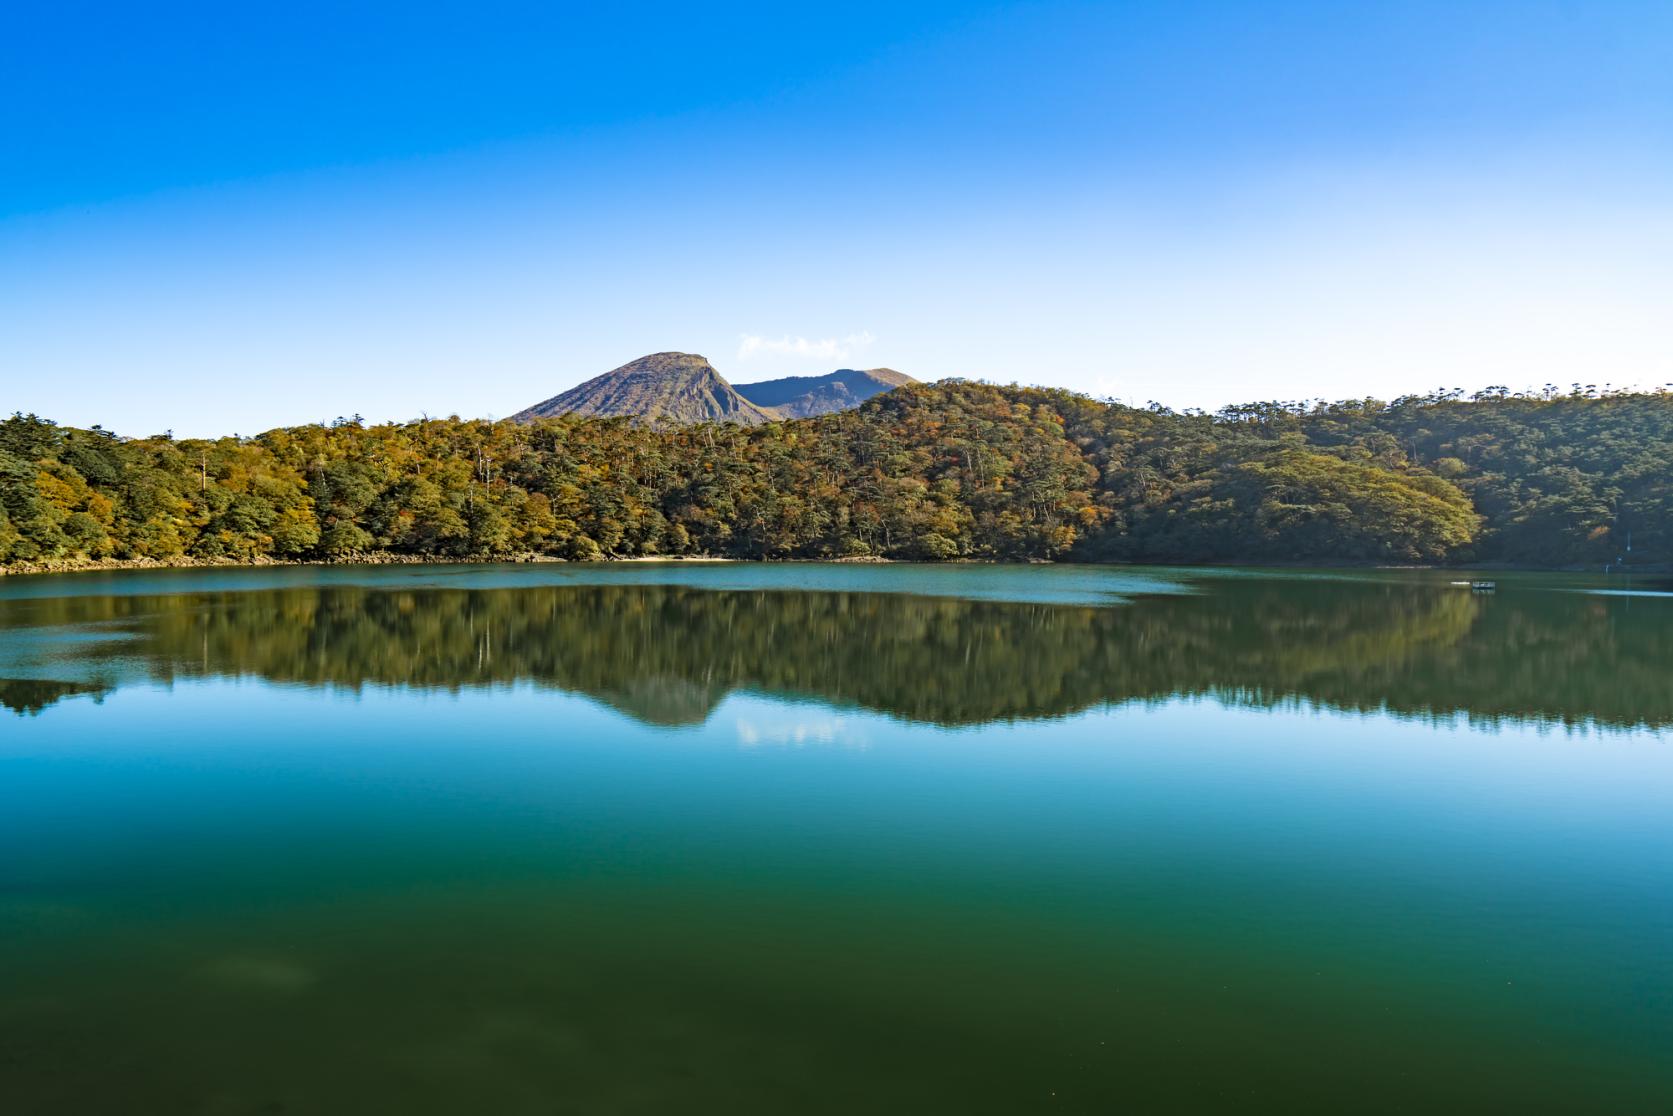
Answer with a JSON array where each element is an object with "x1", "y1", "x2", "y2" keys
[{"x1": 2, "y1": 381, "x2": 1669, "y2": 569}]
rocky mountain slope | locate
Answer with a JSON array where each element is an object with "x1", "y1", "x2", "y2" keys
[{"x1": 511, "y1": 353, "x2": 776, "y2": 425}]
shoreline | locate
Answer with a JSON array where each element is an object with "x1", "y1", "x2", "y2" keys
[{"x1": 1, "y1": 552, "x2": 1665, "y2": 580}]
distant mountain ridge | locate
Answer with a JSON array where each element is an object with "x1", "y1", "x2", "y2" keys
[
  {"x1": 511, "y1": 353, "x2": 916, "y2": 425},
  {"x1": 734, "y1": 368, "x2": 916, "y2": 419}
]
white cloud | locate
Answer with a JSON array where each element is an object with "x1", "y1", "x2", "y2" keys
[{"x1": 737, "y1": 330, "x2": 875, "y2": 362}]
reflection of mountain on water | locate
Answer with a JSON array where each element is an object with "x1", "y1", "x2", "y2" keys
[
  {"x1": 3, "y1": 579, "x2": 1670, "y2": 730},
  {"x1": 590, "y1": 676, "x2": 730, "y2": 727}
]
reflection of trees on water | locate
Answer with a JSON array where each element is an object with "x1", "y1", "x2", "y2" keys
[
  {"x1": 0, "y1": 677, "x2": 107, "y2": 716},
  {"x1": 3, "y1": 581, "x2": 1670, "y2": 730}
]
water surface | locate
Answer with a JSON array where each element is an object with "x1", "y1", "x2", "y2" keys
[{"x1": 3, "y1": 563, "x2": 1671, "y2": 1113}]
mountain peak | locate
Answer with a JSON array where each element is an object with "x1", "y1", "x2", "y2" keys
[{"x1": 511, "y1": 353, "x2": 776, "y2": 425}]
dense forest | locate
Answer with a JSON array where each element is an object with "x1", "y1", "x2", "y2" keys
[{"x1": 2, "y1": 381, "x2": 1669, "y2": 571}]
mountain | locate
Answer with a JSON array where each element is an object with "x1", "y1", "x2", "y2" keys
[
  {"x1": 511, "y1": 352, "x2": 776, "y2": 425},
  {"x1": 733, "y1": 368, "x2": 918, "y2": 418},
  {"x1": 511, "y1": 354, "x2": 917, "y2": 425}
]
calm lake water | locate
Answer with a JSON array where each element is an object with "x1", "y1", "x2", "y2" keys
[{"x1": 3, "y1": 562, "x2": 1671, "y2": 1114}]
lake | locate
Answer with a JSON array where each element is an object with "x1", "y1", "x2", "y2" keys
[{"x1": 3, "y1": 562, "x2": 1671, "y2": 1113}]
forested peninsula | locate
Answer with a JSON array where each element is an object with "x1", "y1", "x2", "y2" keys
[{"x1": 2, "y1": 381, "x2": 1669, "y2": 573}]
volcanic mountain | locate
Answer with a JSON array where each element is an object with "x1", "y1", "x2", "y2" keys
[
  {"x1": 733, "y1": 368, "x2": 917, "y2": 419},
  {"x1": 512, "y1": 353, "x2": 917, "y2": 425},
  {"x1": 511, "y1": 353, "x2": 776, "y2": 425}
]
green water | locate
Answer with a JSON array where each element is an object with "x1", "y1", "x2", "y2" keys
[{"x1": 3, "y1": 564, "x2": 1671, "y2": 1113}]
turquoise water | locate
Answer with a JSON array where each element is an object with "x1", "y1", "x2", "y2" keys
[{"x1": 3, "y1": 563, "x2": 1671, "y2": 1113}]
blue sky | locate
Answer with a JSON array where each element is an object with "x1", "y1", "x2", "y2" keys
[{"x1": 3, "y1": 1, "x2": 1671, "y2": 436}]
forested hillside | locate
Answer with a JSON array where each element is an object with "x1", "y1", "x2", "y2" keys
[{"x1": 2, "y1": 382, "x2": 1668, "y2": 570}]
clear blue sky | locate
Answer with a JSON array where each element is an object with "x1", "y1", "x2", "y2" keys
[{"x1": 4, "y1": 1, "x2": 1671, "y2": 436}]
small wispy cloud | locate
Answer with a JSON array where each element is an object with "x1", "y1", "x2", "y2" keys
[
  {"x1": 735, "y1": 715, "x2": 867, "y2": 751},
  {"x1": 737, "y1": 331, "x2": 875, "y2": 362}
]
